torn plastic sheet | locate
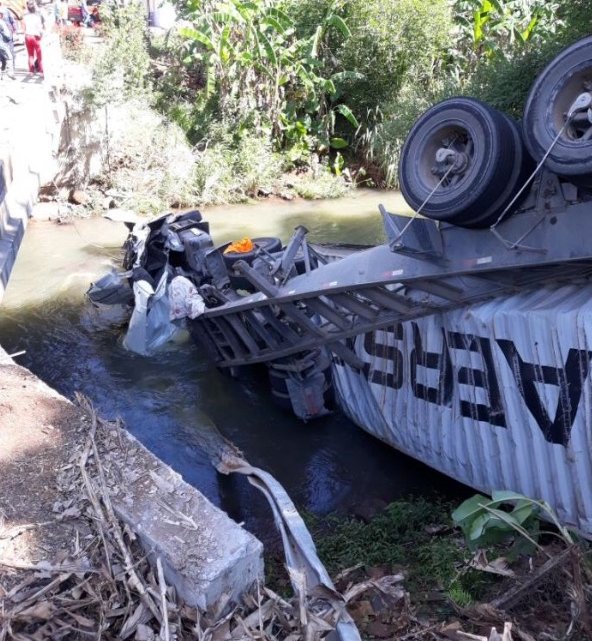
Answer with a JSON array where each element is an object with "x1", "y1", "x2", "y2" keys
[
  {"x1": 194, "y1": 421, "x2": 362, "y2": 641},
  {"x1": 285, "y1": 372, "x2": 331, "y2": 421},
  {"x1": 123, "y1": 271, "x2": 179, "y2": 355}
]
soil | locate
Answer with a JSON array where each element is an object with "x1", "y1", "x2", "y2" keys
[{"x1": 0, "y1": 352, "x2": 89, "y2": 590}]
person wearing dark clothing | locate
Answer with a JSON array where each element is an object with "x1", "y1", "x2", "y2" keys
[
  {"x1": 0, "y1": 1, "x2": 16, "y2": 74},
  {"x1": 0, "y1": 14, "x2": 13, "y2": 78},
  {"x1": 80, "y1": 0, "x2": 92, "y2": 27}
]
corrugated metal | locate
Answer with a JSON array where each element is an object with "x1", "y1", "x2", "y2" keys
[{"x1": 332, "y1": 283, "x2": 592, "y2": 536}]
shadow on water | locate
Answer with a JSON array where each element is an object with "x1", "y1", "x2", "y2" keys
[{"x1": 0, "y1": 194, "x2": 471, "y2": 544}]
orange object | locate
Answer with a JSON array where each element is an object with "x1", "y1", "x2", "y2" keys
[{"x1": 224, "y1": 237, "x2": 255, "y2": 254}]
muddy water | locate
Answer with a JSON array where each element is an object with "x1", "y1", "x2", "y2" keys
[{"x1": 0, "y1": 191, "x2": 466, "y2": 540}]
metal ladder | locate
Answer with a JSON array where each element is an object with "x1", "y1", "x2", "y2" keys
[{"x1": 192, "y1": 201, "x2": 592, "y2": 369}]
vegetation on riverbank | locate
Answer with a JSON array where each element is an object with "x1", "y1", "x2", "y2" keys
[
  {"x1": 60, "y1": 0, "x2": 592, "y2": 212},
  {"x1": 288, "y1": 493, "x2": 592, "y2": 640},
  {"x1": 151, "y1": 0, "x2": 591, "y2": 192}
]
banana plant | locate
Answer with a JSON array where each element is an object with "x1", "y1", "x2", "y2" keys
[
  {"x1": 178, "y1": 0, "x2": 358, "y2": 158},
  {"x1": 453, "y1": 0, "x2": 560, "y2": 66}
]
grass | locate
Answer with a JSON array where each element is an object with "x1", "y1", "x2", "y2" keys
[
  {"x1": 309, "y1": 499, "x2": 463, "y2": 592},
  {"x1": 262, "y1": 497, "x2": 500, "y2": 610}
]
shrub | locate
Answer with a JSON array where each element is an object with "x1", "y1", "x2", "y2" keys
[
  {"x1": 194, "y1": 128, "x2": 283, "y2": 204},
  {"x1": 466, "y1": 0, "x2": 592, "y2": 117},
  {"x1": 59, "y1": 25, "x2": 86, "y2": 61},
  {"x1": 98, "y1": 101, "x2": 198, "y2": 214},
  {"x1": 90, "y1": 1, "x2": 151, "y2": 106},
  {"x1": 336, "y1": 0, "x2": 454, "y2": 114}
]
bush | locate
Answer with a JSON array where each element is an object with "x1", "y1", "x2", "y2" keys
[
  {"x1": 466, "y1": 0, "x2": 592, "y2": 117},
  {"x1": 98, "y1": 101, "x2": 198, "y2": 215},
  {"x1": 194, "y1": 129, "x2": 283, "y2": 204},
  {"x1": 336, "y1": 0, "x2": 454, "y2": 114},
  {"x1": 89, "y1": 1, "x2": 150, "y2": 106},
  {"x1": 59, "y1": 25, "x2": 86, "y2": 61},
  {"x1": 354, "y1": 0, "x2": 590, "y2": 188}
]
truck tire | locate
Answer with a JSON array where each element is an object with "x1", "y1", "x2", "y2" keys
[
  {"x1": 523, "y1": 36, "x2": 592, "y2": 181},
  {"x1": 221, "y1": 236, "x2": 282, "y2": 271},
  {"x1": 221, "y1": 236, "x2": 282, "y2": 290},
  {"x1": 399, "y1": 97, "x2": 532, "y2": 227}
]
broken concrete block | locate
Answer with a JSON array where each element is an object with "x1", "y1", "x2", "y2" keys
[{"x1": 103, "y1": 424, "x2": 264, "y2": 610}]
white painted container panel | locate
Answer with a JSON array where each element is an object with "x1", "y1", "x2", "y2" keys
[{"x1": 332, "y1": 284, "x2": 592, "y2": 535}]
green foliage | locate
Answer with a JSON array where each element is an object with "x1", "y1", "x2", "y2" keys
[
  {"x1": 446, "y1": 584, "x2": 474, "y2": 608},
  {"x1": 355, "y1": 0, "x2": 585, "y2": 187},
  {"x1": 452, "y1": 490, "x2": 576, "y2": 566},
  {"x1": 291, "y1": 167, "x2": 350, "y2": 199},
  {"x1": 309, "y1": 498, "x2": 465, "y2": 593},
  {"x1": 90, "y1": 2, "x2": 151, "y2": 106},
  {"x1": 179, "y1": 0, "x2": 355, "y2": 160},
  {"x1": 337, "y1": 0, "x2": 454, "y2": 114},
  {"x1": 97, "y1": 101, "x2": 199, "y2": 215},
  {"x1": 452, "y1": 0, "x2": 561, "y2": 77},
  {"x1": 465, "y1": 0, "x2": 592, "y2": 116},
  {"x1": 452, "y1": 491, "x2": 542, "y2": 557},
  {"x1": 147, "y1": 0, "x2": 592, "y2": 198},
  {"x1": 193, "y1": 127, "x2": 283, "y2": 204}
]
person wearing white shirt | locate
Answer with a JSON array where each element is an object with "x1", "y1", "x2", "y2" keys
[{"x1": 22, "y1": 1, "x2": 44, "y2": 75}]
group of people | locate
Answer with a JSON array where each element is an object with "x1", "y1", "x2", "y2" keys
[
  {"x1": 55, "y1": 0, "x2": 92, "y2": 28},
  {"x1": 0, "y1": 0, "x2": 44, "y2": 79}
]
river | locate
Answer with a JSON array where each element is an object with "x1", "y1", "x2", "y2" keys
[{"x1": 0, "y1": 190, "x2": 467, "y2": 542}]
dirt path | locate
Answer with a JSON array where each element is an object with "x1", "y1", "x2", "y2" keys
[{"x1": 0, "y1": 349, "x2": 89, "y2": 588}]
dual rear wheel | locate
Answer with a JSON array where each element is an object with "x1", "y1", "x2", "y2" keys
[{"x1": 399, "y1": 37, "x2": 592, "y2": 226}]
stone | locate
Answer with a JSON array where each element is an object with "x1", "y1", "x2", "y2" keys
[
  {"x1": 349, "y1": 599, "x2": 374, "y2": 621},
  {"x1": 351, "y1": 498, "x2": 388, "y2": 523},
  {"x1": 440, "y1": 621, "x2": 463, "y2": 640},
  {"x1": 31, "y1": 202, "x2": 62, "y2": 221},
  {"x1": 102, "y1": 196, "x2": 116, "y2": 210},
  {"x1": 69, "y1": 189, "x2": 90, "y2": 205},
  {"x1": 280, "y1": 192, "x2": 295, "y2": 201},
  {"x1": 106, "y1": 424, "x2": 264, "y2": 610},
  {"x1": 0, "y1": 350, "x2": 264, "y2": 612}
]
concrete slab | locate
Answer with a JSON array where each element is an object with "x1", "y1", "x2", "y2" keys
[
  {"x1": 100, "y1": 419, "x2": 264, "y2": 609},
  {"x1": 0, "y1": 31, "x2": 63, "y2": 302}
]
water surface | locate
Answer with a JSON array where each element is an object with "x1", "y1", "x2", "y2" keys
[{"x1": 0, "y1": 191, "x2": 467, "y2": 541}]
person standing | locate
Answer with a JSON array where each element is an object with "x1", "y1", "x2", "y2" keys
[
  {"x1": 0, "y1": 1, "x2": 16, "y2": 74},
  {"x1": 22, "y1": 1, "x2": 43, "y2": 76},
  {"x1": 79, "y1": 0, "x2": 91, "y2": 28},
  {"x1": 0, "y1": 14, "x2": 13, "y2": 79},
  {"x1": 60, "y1": 0, "x2": 68, "y2": 26},
  {"x1": 54, "y1": 0, "x2": 62, "y2": 26}
]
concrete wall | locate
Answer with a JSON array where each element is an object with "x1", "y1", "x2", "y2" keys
[{"x1": 0, "y1": 60, "x2": 65, "y2": 302}]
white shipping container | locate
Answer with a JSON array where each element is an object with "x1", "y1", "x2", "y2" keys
[{"x1": 332, "y1": 283, "x2": 592, "y2": 536}]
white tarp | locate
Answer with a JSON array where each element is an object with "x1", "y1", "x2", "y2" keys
[
  {"x1": 193, "y1": 418, "x2": 362, "y2": 641},
  {"x1": 123, "y1": 272, "x2": 177, "y2": 355},
  {"x1": 332, "y1": 283, "x2": 592, "y2": 537}
]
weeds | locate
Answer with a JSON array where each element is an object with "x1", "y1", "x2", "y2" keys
[
  {"x1": 308, "y1": 499, "x2": 467, "y2": 595},
  {"x1": 291, "y1": 168, "x2": 350, "y2": 200},
  {"x1": 59, "y1": 26, "x2": 87, "y2": 61}
]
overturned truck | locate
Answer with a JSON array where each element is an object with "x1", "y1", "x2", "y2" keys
[{"x1": 90, "y1": 37, "x2": 592, "y2": 536}]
